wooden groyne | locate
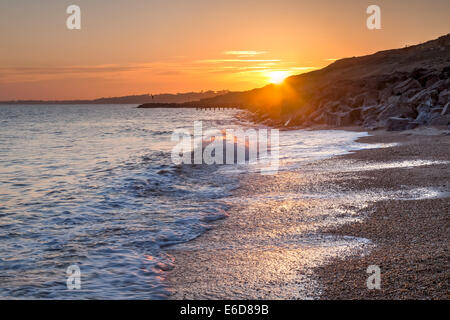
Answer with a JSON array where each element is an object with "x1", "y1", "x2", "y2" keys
[
  {"x1": 137, "y1": 102, "x2": 242, "y2": 110},
  {"x1": 195, "y1": 106, "x2": 239, "y2": 110}
]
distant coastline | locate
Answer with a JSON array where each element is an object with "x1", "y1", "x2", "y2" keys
[{"x1": 0, "y1": 90, "x2": 229, "y2": 105}]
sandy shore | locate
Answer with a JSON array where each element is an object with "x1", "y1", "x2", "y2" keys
[
  {"x1": 167, "y1": 127, "x2": 449, "y2": 300},
  {"x1": 315, "y1": 127, "x2": 449, "y2": 299}
]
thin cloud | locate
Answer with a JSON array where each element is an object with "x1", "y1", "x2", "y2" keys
[
  {"x1": 0, "y1": 65, "x2": 148, "y2": 75},
  {"x1": 223, "y1": 51, "x2": 268, "y2": 56},
  {"x1": 196, "y1": 59, "x2": 281, "y2": 63}
]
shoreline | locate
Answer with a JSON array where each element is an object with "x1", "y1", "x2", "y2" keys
[
  {"x1": 166, "y1": 127, "x2": 449, "y2": 300},
  {"x1": 314, "y1": 128, "x2": 449, "y2": 299}
]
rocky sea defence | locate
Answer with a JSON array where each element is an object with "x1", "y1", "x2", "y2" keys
[
  {"x1": 276, "y1": 65, "x2": 450, "y2": 131},
  {"x1": 247, "y1": 34, "x2": 450, "y2": 131}
]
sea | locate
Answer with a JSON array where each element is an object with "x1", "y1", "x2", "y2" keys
[{"x1": 0, "y1": 104, "x2": 380, "y2": 299}]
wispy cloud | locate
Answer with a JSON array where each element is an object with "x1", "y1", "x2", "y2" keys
[
  {"x1": 0, "y1": 64, "x2": 149, "y2": 75},
  {"x1": 0, "y1": 62, "x2": 175, "y2": 84},
  {"x1": 223, "y1": 51, "x2": 268, "y2": 56},
  {"x1": 324, "y1": 58, "x2": 340, "y2": 61},
  {"x1": 196, "y1": 59, "x2": 280, "y2": 64}
]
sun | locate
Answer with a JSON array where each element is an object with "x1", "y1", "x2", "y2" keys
[{"x1": 267, "y1": 71, "x2": 290, "y2": 84}]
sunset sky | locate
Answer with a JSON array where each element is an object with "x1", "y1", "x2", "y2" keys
[{"x1": 1, "y1": 0, "x2": 449, "y2": 100}]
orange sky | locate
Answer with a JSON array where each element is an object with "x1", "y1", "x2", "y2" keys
[{"x1": 1, "y1": 0, "x2": 449, "y2": 100}]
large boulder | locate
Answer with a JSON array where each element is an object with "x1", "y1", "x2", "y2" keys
[
  {"x1": 414, "y1": 104, "x2": 432, "y2": 125},
  {"x1": 349, "y1": 108, "x2": 362, "y2": 122},
  {"x1": 417, "y1": 71, "x2": 440, "y2": 87},
  {"x1": 336, "y1": 112, "x2": 353, "y2": 126},
  {"x1": 425, "y1": 74, "x2": 441, "y2": 87},
  {"x1": 336, "y1": 104, "x2": 352, "y2": 113},
  {"x1": 438, "y1": 90, "x2": 450, "y2": 105},
  {"x1": 307, "y1": 108, "x2": 324, "y2": 123},
  {"x1": 351, "y1": 92, "x2": 367, "y2": 107},
  {"x1": 431, "y1": 106, "x2": 444, "y2": 114},
  {"x1": 320, "y1": 109, "x2": 360, "y2": 126},
  {"x1": 386, "y1": 117, "x2": 416, "y2": 131},
  {"x1": 362, "y1": 91, "x2": 379, "y2": 107},
  {"x1": 286, "y1": 112, "x2": 307, "y2": 126},
  {"x1": 362, "y1": 116, "x2": 379, "y2": 129},
  {"x1": 429, "y1": 114, "x2": 450, "y2": 126},
  {"x1": 361, "y1": 105, "x2": 382, "y2": 129},
  {"x1": 322, "y1": 101, "x2": 342, "y2": 113},
  {"x1": 322, "y1": 111, "x2": 338, "y2": 126},
  {"x1": 408, "y1": 89, "x2": 439, "y2": 107},
  {"x1": 378, "y1": 87, "x2": 394, "y2": 103},
  {"x1": 441, "y1": 103, "x2": 450, "y2": 115},
  {"x1": 386, "y1": 95, "x2": 401, "y2": 105},
  {"x1": 377, "y1": 101, "x2": 417, "y2": 123},
  {"x1": 392, "y1": 79, "x2": 422, "y2": 95},
  {"x1": 312, "y1": 112, "x2": 326, "y2": 124},
  {"x1": 401, "y1": 88, "x2": 422, "y2": 100},
  {"x1": 427, "y1": 79, "x2": 447, "y2": 92},
  {"x1": 361, "y1": 105, "x2": 383, "y2": 117}
]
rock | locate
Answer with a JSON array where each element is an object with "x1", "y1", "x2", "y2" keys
[
  {"x1": 337, "y1": 112, "x2": 353, "y2": 126},
  {"x1": 414, "y1": 113, "x2": 429, "y2": 125},
  {"x1": 349, "y1": 108, "x2": 362, "y2": 122},
  {"x1": 377, "y1": 101, "x2": 417, "y2": 123},
  {"x1": 415, "y1": 112, "x2": 431, "y2": 125},
  {"x1": 363, "y1": 117, "x2": 379, "y2": 130},
  {"x1": 416, "y1": 70, "x2": 439, "y2": 87},
  {"x1": 431, "y1": 107, "x2": 444, "y2": 114},
  {"x1": 326, "y1": 112, "x2": 340, "y2": 126},
  {"x1": 429, "y1": 114, "x2": 450, "y2": 126},
  {"x1": 336, "y1": 104, "x2": 352, "y2": 113},
  {"x1": 362, "y1": 118, "x2": 378, "y2": 130},
  {"x1": 425, "y1": 74, "x2": 440, "y2": 87},
  {"x1": 438, "y1": 90, "x2": 449, "y2": 105},
  {"x1": 319, "y1": 109, "x2": 359, "y2": 126},
  {"x1": 416, "y1": 103, "x2": 431, "y2": 113},
  {"x1": 286, "y1": 114, "x2": 302, "y2": 126},
  {"x1": 312, "y1": 113, "x2": 326, "y2": 124},
  {"x1": 442, "y1": 103, "x2": 450, "y2": 115},
  {"x1": 411, "y1": 68, "x2": 428, "y2": 80},
  {"x1": 386, "y1": 95, "x2": 401, "y2": 105},
  {"x1": 361, "y1": 105, "x2": 382, "y2": 117},
  {"x1": 386, "y1": 117, "x2": 416, "y2": 131},
  {"x1": 361, "y1": 105, "x2": 381, "y2": 129},
  {"x1": 408, "y1": 89, "x2": 437, "y2": 107},
  {"x1": 336, "y1": 109, "x2": 363, "y2": 126},
  {"x1": 426, "y1": 79, "x2": 446, "y2": 92},
  {"x1": 308, "y1": 109, "x2": 323, "y2": 123},
  {"x1": 351, "y1": 93, "x2": 366, "y2": 107},
  {"x1": 363, "y1": 91, "x2": 379, "y2": 107},
  {"x1": 392, "y1": 79, "x2": 422, "y2": 95},
  {"x1": 414, "y1": 103, "x2": 432, "y2": 124},
  {"x1": 401, "y1": 88, "x2": 422, "y2": 100},
  {"x1": 414, "y1": 103, "x2": 431, "y2": 124},
  {"x1": 378, "y1": 87, "x2": 393, "y2": 103},
  {"x1": 410, "y1": 68, "x2": 435, "y2": 80}
]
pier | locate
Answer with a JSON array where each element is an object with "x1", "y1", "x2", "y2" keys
[
  {"x1": 137, "y1": 102, "x2": 241, "y2": 110},
  {"x1": 195, "y1": 106, "x2": 239, "y2": 111}
]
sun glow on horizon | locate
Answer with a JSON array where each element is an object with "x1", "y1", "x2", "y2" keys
[{"x1": 267, "y1": 71, "x2": 290, "y2": 84}]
